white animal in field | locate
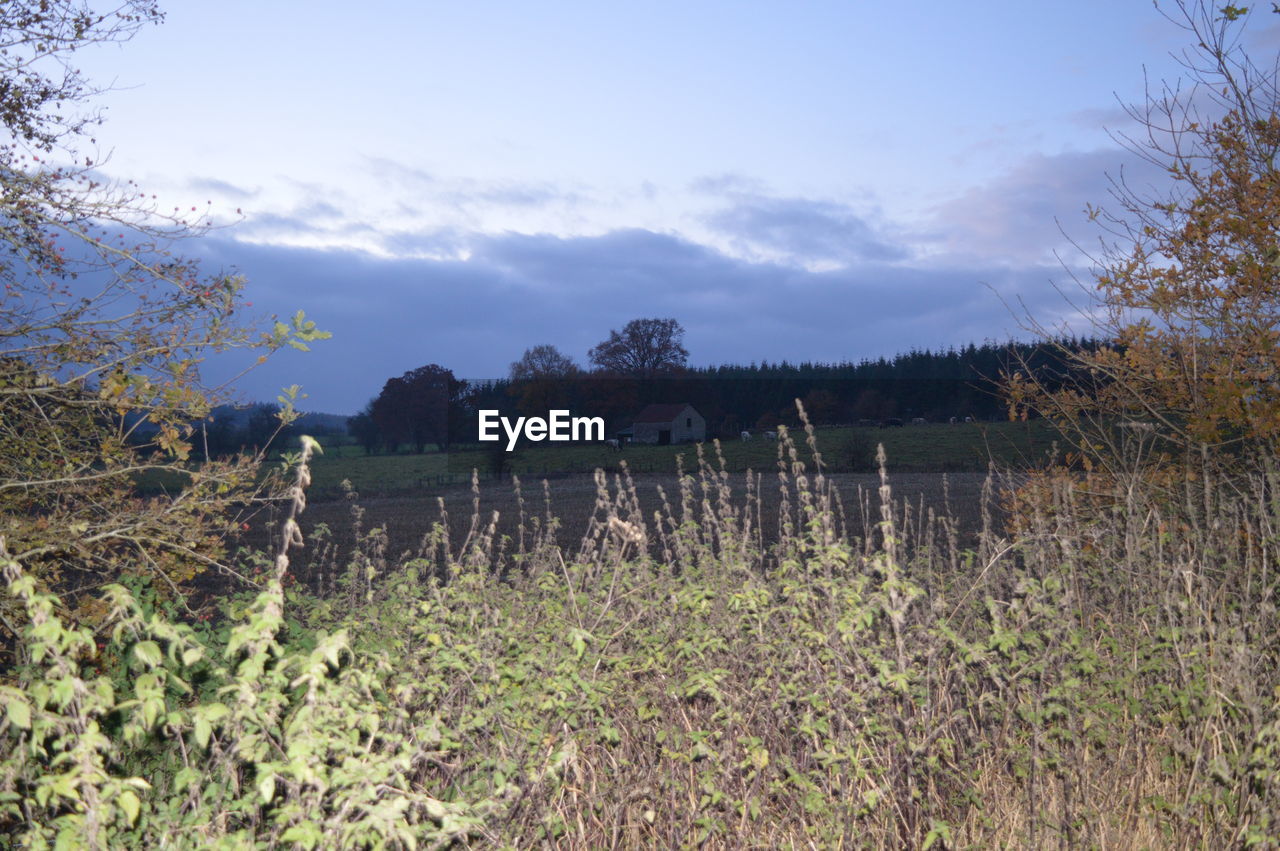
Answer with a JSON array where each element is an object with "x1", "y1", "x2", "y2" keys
[
  {"x1": 605, "y1": 438, "x2": 620, "y2": 449},
  {"x1": 740, "y1": 430, "x2": 751, "y2": 441},
  {"x1": 764, "y1": 430, "x2": 778, "y2": 440}
]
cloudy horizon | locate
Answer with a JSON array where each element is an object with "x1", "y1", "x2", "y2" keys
[{"x1": 61, "y1": 1, "x2": 1273, "y2": 413}]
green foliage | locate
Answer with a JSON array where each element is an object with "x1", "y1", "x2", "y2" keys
[
  {"x1": 5, "y1": 418, "x2": 1278, "y2": 846},
  {"x1": 0, "y1": 0, "x2": 328, "y2": 631}
]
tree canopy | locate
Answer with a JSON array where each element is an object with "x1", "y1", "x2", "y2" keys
[
  {"x1": 509, "y1": 344, "x2": 579, "y2": 381},
  {"x1": 1006, "y1": 0, "x2": 1280, "y2": 483},
  {"x1": 370, "y1": 364, "x2": 464, "y2": 453},
  {"x1": 588, "y1": 317, "x2": 688, "y2": 378}
]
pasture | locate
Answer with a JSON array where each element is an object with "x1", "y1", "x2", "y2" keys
[
  {"x1": 298, "y1": 420, "x2": 1059, "y2": 499},
  {"x1": 273, "y1": 470, "x2": 1014, "y2": 580},
  {"x1": 246, "y1": 422, "x2": 1048, "y2": 564}
]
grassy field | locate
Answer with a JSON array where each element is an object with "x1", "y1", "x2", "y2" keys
[
  {"x1": 240, "y1": 421, "x2": 1045, "y2": 561},
  {"x1": 227, "y1": 421, "x2": 1048, "y2": 561},
  {"x1": 298, "y1": 420, "x2": 1060, "y2": 499},
  {"x1": 134, "y1": 421, "x2": 1060, "y2": 501}
]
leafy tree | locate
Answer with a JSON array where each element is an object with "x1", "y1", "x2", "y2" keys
[
  {"x1": 0, "y1": 0, "x2": 326, "y2": 624},
  {"x1": 347, "y1": 400, "x2": 383, "y2": 454},
  {"x1": 588, "y1": 317, "x2": 689, "y2": 378},
  {"x1": 509, "y1": 344, "x2": 579, "y2": 381},
  {"x1": 370, "y1": 364, "x2": 463, "y2": 453},
  {"x1": 1006, "y1": 1, "x2": 1280, "y2": 483}
]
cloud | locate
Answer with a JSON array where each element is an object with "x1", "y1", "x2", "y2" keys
[
  {"x1": 363, "y1": 156, "x2": 586, "y2": 215},
  {"x1": 192, "y1": 226, "x2": 1082, "y2": 414},
  {"x1": 923, "y1": 147, "x2": 1168, "y2": 266},
  {"x1": 689, "y1": 175, "x2": 908, "y2": 268},
  {"x1": 185, "y1": 177, "x2": 258, "y2": 200},
  {"x1": 178, "y1": 148, "x2": 1157, "y2": 413},
  {"x1": 1066, "y1": 105, "x2": 1134, "y2": 133},
  {"x1": 689, "y1": 172, "x2": 771, "y2": 197},
  {"x1": 705, "y1": 196, "x2": 909, "y2": 266}
]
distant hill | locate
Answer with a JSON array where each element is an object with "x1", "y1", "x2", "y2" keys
[
  {"x1": 200, "y1": 404, "x2": 347, "y2": 432},
  {"x1": 291, "y1": 410, "x2": 350, "y2": 434}
]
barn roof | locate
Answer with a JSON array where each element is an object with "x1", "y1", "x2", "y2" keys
[{"x1": 633, "y1": 403, "x2": 697, "y2": 423}]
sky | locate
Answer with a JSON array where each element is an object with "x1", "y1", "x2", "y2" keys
[{"x1": 65, "y1": 1, "x2": 1280, "y2": 413}]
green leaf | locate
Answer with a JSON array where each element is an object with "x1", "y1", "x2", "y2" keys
[
  {"x1": 133, "y1": 641, "x2": 162, "y2": 668},
  {"x1": 258, "y1": 772, "x2": 275, "y2": 804},
  {"x1": 5, "y1": 697, "x2": 31, "y2": 730},
  {"x1": 194, "y1": 716, "x2": 212, "y2": 749},
  {"x1": 51, "y1": 775, "x2": 79, "y2": 801},
  {"x1": 117, "y1": 790, "x2": 140, "y2": 826},
  {"x1": 280, "y1": 823, "x2": 322, "y2": 849}
]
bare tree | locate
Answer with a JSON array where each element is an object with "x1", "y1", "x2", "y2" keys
[
  {"x1": 509, "y1": 344, "x2": 579, "y2": 381},
  {"x1": 588, "y1": 318, "x2": 689, "y2": 378}
]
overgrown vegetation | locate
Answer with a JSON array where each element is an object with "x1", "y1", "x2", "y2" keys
[
  {"x1": 5, "y1": 0, "x2": 1280, "y2": 847},
  {"x1": 4, "y1": 420, "x2": 1280, "y2": 846}
]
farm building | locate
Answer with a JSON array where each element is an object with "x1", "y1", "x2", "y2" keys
[{"x1": 628, "y1": 403, "x2": 706, "y2": 445}]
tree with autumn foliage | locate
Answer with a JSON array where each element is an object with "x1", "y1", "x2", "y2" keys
[
  {"x1": 1006, "y1": 1, "x2": 1280, "y2": 488},
  {"x1": 0, "y1": 1, "x2": 327, "y2": 631}
]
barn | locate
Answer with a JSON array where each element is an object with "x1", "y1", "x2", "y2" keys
[{"x1": 629, "y1": 403, "x2": 706, "y2": 445}]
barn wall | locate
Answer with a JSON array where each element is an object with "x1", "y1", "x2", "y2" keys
[
  {"x1": 633, "y1": 422, "x2": 665, "y2": 444},
  {"x1": 671, "y1": 408, "x2": 706, "y2": 443},
  {"x1": 630, "y1": 406, "x2": 707, "y2": 444}
]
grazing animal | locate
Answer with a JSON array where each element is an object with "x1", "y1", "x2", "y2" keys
[
  {"x1": 764, "y1": 430, "x2": 778, "y2": 440},
  {"x1": 605, "y1": 438, "x2": 621, "y2": 449},
  {"x1": 964, "y1": 416, "x2": 973, "y2": 423},
  {"x1": 911, "y1": 417, "x2": 926, "y2": 425},
  {"x1": 740, "y1": 430, "x2": 751, "y2": 441}
]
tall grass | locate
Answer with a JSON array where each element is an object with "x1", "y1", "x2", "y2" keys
[{"x1": 2, "y1": 413, "x2": 1279, "y2": 847}]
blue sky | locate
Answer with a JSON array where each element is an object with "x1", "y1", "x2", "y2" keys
[{"x1": 70, "y1": 1, "x2": 1275, "y2": 413}]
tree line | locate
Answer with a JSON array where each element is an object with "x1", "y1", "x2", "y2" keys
[{"x1": 347, "y1": 330, "x2": 1111, "y2": 454}]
